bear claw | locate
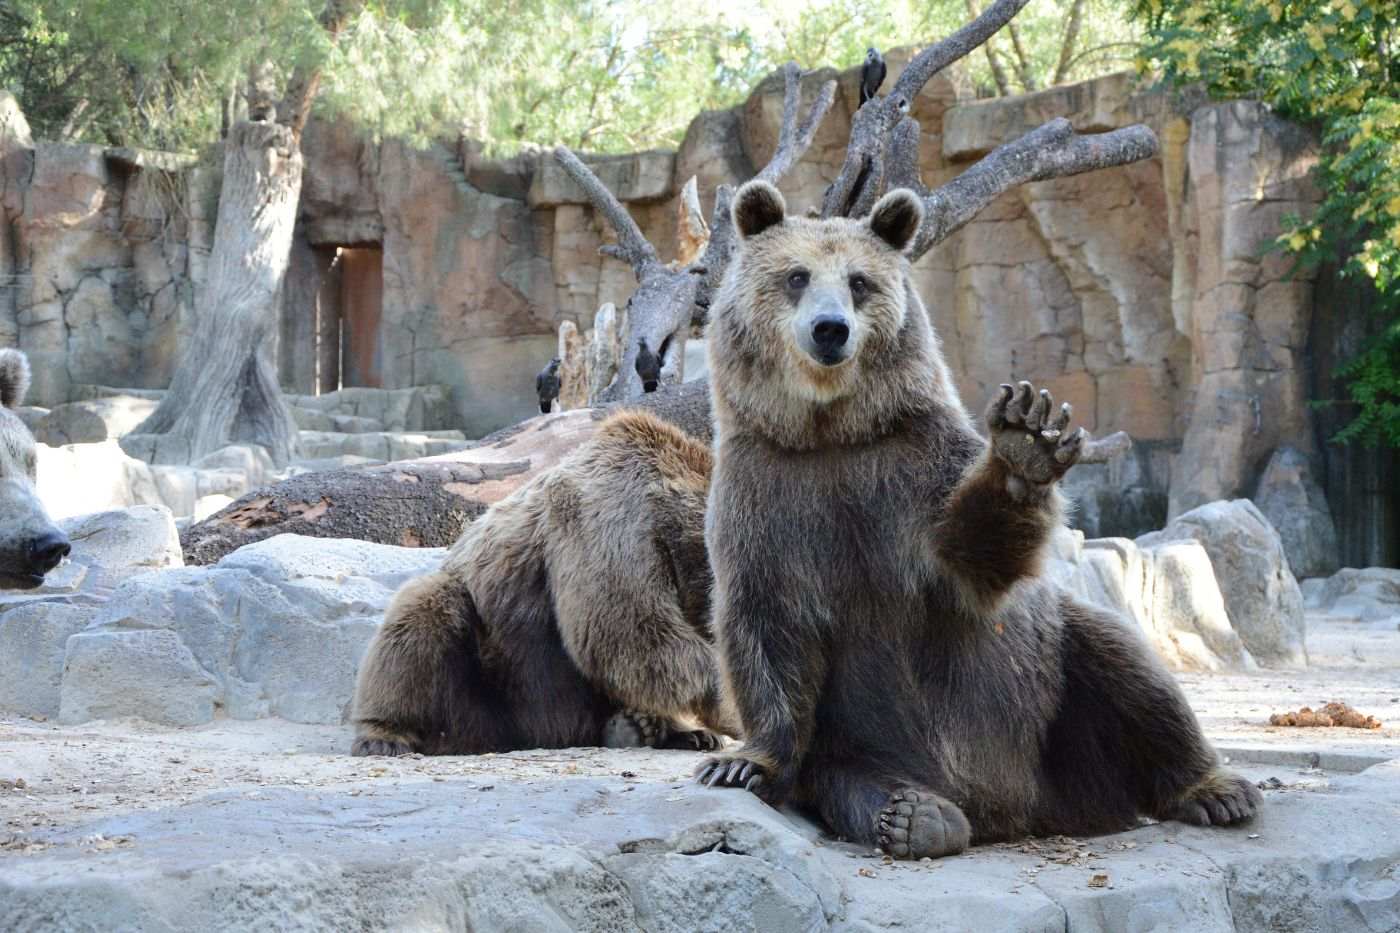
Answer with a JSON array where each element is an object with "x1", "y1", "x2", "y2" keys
[
  {"x1": 694, "y1": 754, "x2": 767, "y2": 792},
  {"x1": 351, "y1": 734, "x2": 417, "y2": 757},
  {"x1": 876, "y1": 788, "x2": 972, "y2": 860}
]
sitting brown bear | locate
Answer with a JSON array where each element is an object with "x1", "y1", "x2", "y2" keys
[
  {"x1": 694, "y1": 180, "x2": 1260, "y2": 859},
  {"x1": 351, "y1": 410, "x2": 741, "y2": 756}
]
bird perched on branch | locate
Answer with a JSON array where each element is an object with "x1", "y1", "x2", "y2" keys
[
  {"x1": 860, "y1": 48, "x2": 887, "y2": 105},
  {"x1": 634, "y1": 335, "x2": 673, "y2": 393},
  {"x1": 535, "y1": 357, "x2": 561, "y2": 414}
]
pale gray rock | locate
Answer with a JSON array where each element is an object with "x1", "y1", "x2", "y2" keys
[
  {"x1": 1303, "y1": 566, "x2": 1400, "y2": 625},
  {"x1": 59, "y1": 629, "x2": 217, "y2": 726},
  {"x1": 0, "y1": 603, "x2": 98, "y2": 718},
  {"x1": 34, "y1": 394, "x2": 158, "y2": 445},
  {"x1": 63, "y1": 535, "x2": 445, "y2": 726},
  {"x1": 1254, "y1": 445, "x2": 1340, "y2": 579},
  {"x1": 1139, "y1": 499, "x2": 1307, "y2": 668}
]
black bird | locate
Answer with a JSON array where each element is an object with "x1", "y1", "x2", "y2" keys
[
  {"x1": 634, "y1": 335, "x2": 673, "y2": 393},
  {"x1": 860, "y1": 47, "x2": 887, "y2": 105},
  {"x1": 535, "y1": 357, "x2": 561, "y2": 413}
]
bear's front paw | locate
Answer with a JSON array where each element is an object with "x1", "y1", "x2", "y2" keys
[
  {"x1": 986, "y1": 381, "x2": 1087, "y2": 487},
  {"x1": 1166, "y1": 770, "x2": 1263, "y2": 827},
  {"x1": 694, "y1": 752, "x2": 769, "y2": 793},
  {"x1": 351, "y1": 730, "x2": 418, "y2": 757},
  {"x1": 877, "y1": 787, "x2": 972, "y2": 860}
]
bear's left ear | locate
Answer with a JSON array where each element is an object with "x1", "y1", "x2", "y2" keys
[
  {"x1": 867, "y1": 188, "x2": 924, "y2": 254},
  {"x1": 733, "y1": 180, "x2": 786, "y2": 240}
]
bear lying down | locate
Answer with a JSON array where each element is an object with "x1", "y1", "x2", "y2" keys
[{"x1": 351, "y1": 181, "x2": 1258, "y2": 860}]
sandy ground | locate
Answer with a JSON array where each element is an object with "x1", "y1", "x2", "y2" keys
[{"x1": 2, "y1": 614, "x2": 1397, "y2": 857}]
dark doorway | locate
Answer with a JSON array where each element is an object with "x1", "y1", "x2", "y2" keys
[{"x1": 310, "y1": 245, "x2": 384, "y2": 394}]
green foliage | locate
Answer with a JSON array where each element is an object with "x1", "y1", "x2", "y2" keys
[
  {"x1": 1134, "y1": 0, "x2": 1400, "y2": 445},
  {"x1": 2, "y1": 0, "x2": 1140, "y2": 154}
]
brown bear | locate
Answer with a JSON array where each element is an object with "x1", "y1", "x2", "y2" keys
[
  {"x1": 0, "y1": 349, "x2": 71, "y2": 589},
  {"x1": 351, "y1": 410, "x2": 741, "y2": 756},
  {"x1": 694, "y1": 180, "x2": 1260, "y2": 859}
]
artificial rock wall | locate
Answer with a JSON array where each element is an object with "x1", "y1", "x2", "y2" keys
[{"x1": 3, "y1": 61, "x2": 1389, "y2": 564}]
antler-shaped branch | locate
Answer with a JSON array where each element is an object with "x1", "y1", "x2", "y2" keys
[
  {"x1": 910, "y1": 119, "x2": 1158, "y2": 261},
  {"x1": 553, "y1": 145, "x2": 661, "y2": 278},
  {"x1": 820, "y1": 0, "x2": 1033, "y2": 219},
  {"x1": 698, "y1": 63, "x2": 837, "y2": 311}
]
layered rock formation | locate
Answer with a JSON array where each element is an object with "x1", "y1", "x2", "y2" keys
[{"x1": 4, "y1": 62, "x2": 1384, "y2": 563}]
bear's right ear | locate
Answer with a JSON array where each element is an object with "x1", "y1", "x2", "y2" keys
[
  {"x1": 0, "y1": 349, "x2": 30, "y2": 410},
  {"x1": 733, "y1": 180, "x2": 786, "y2": 240}
]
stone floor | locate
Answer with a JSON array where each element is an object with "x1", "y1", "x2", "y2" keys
[{"x1": 1, "y1": 615, "x2": 1398, "y2": 931}]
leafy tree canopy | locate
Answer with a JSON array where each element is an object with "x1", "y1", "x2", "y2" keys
[
  {"x1": 1, "y1": 0, "x2": 1138, "y2": 154},
  {"x1": 1136, "y1": 0, "x2": 1400, "y2": 445}
]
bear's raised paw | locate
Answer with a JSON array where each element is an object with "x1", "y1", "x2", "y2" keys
[
  {"x1": 877, "y1": 787, "x2": 972, "y2": 860},
  {"x1": 986, "y1": 381, "x2": 1086, "y2": 487}
]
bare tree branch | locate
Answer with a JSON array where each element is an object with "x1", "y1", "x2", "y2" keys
[
  {"x1": 756, "y1": 63, "x2": 838, "y2": 183},
  {"x1": 911, "y1": 119, "x2": 1159, "y2": 261},
  {"x1": 1005, "y1": 21, "x2": 1038, "y2": 91},
  {"x1": 698, "y1": 63, "x2": 835, "y2": 313},
  {"x1": 823, "y1": 0, "x2": 1034, "y2": 219},
  {"x1": 553, "y1": 145, "x2": 661, "y2": 277},
  {"x1": 1054, "y1": 0, "x2": 1089, "y2": 85},
  {"x1": 890, "y1": 0, "x2": 1034, "y2": 105}
]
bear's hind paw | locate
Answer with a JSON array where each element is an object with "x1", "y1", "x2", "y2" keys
[
  {"x1": 1166, "y1": 770, "x2": 1262, "y2": 827},
  {"x1": 877, "y1": 787, "x2": 972, "y2": 860}
]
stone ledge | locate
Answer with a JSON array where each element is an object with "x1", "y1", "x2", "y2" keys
[
  {"x1": 527, "y1": 149, "x2": 677, "y2": 208},
  {"x1": 0, "y1": 731, "x2": 1395, "y2": 932},
  {"x1": 942, "y1": 71, "x2": 1168, "y2": 162}
]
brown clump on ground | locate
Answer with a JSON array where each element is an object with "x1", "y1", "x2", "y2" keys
[{"x1": 1268, "y1": 701, "x2": 1383, "y2": 730}]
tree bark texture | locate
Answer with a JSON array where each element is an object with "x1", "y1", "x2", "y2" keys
[{"x1": 125, "y1": 120, "x2": 303, "y2": 467}]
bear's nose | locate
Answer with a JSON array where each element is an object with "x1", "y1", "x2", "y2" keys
[
  {"x1": 28, "y1": 531, "x2": 71, "y2": 575},
  {"x1": 811, "y1": 316, "x2": 850, "y2": 354}
]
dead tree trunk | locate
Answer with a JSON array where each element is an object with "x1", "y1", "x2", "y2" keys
[
  {"x1": 123, "y1": 119, "x2": 303, "y2": 466},
  {"x1": 556, "y1": 62, "x2": 836, "y2": 403}
]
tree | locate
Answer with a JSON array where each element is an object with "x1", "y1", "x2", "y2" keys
[
  {"x1": 184, "y1": 0, "x2": 1158, "y2": 556},
  {"x1": 1135, "y1": 0, "x2": 1400, "y2": 445}
]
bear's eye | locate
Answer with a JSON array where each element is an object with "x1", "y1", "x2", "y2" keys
[
  {"x1": 786, "y1": 269, "x2": 810, "y2": 291},
  {"x1": 849, "y1": 274, "x2": 872, "y2": 300}
]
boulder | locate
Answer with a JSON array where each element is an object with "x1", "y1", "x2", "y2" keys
[
  {"x1": 34, "y1": 395, "x2": 159, "y2": 445},
  {"x1": 1254, "y1": 445, "x2": 1340, "y2": 579},
  {"x1": 1057, "y1": 532, "x2": 1253, "y2": 672},
  {"x1": 1138, "y1": 499, "x2": 1307, "y2": 668},
  {"x1": 55, "y1": 535, "x2": 445, "y2": 726},
  {"x1": 0, "y1": 505, "x2": 182, "y2": 718},
  {"x1": 1302, "y1": 566, "x2": 1400, "y2": 625},
  {"x1": 59, "y1": 629, "x2": 218, "y2": 726}
]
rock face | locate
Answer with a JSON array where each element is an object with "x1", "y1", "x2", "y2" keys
[
  {"x1": 1138, "y1": 499, "x2": 1307, "y2": 668},
  {"x1": 4, "y1": 68, "x2": 1337, "y2": 533},
  {"x1": 1046, "y1": 527, "x2": 1254, "y2": 671},
  {"x1": 1254, "y1": 445, "x2": 1341, "y2": 579},
  {"x1": 48, "y1": 534, "x2": 443, "y2": 726}
]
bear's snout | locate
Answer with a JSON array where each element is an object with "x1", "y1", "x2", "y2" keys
[
  {"x1": 28, "y1": 530, "x2": 71, "y2": 576},
  {"x1": 811, "y1": 316, "x2": 850, "y2": 361},
  {"x1": 794, "y1": 287, "x2": 856, "y2": 367}
]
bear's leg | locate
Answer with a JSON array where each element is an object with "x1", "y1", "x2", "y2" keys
[
  {"x1": 351, "y1": 571, "x2": 510, "y2": 756},
  {"x1": 601, "y1": 711, "x2": 724, "y2": 751},
  {"x1": 796, "y1": 763, "x2": 971, "y2": 860},
  {"x1": 1040, "y1": 594, "x2": 1261, "y2": 831}
]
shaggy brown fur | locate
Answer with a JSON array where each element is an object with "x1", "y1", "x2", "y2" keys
[
  {"x1": 0, "y1": 349, "x2": 70, "y2": 590},
  {"x1": 694, "y1": 181, "x2": 1260, "y2": 859},
  {"x1": 351, "y1": 410, "x2": 741, "y2": 756}
]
